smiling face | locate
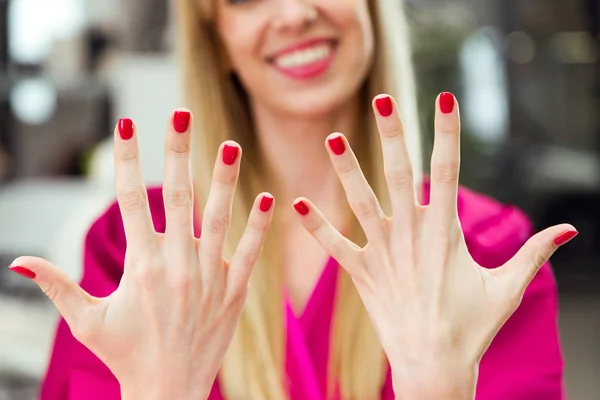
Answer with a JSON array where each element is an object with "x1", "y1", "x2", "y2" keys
[{"x1": 216, "y1": 0, "x2": 375, "y2": 117}]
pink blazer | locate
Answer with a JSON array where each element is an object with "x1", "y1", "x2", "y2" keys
[{"x1": 40, "y1": 183, "x2": 566, "y2": 399}]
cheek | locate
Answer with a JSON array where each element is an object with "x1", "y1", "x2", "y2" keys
[
  {"x1": 326, "y1": 0, "x2": 374, "y2": 57},
  {"x1": 218, "y1": 15, "x2": 263, "y2": 72}
]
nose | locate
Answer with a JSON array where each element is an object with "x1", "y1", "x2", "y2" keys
[{"x1": 273, "y1": 0, "x2": 318, "y2": 33}]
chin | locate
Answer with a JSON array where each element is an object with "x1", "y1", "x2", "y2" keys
[{"x1": 275, "y1": 83, "x2": 361, "y2": 118}]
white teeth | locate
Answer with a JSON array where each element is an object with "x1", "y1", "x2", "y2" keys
[{"x1": 275, "y1": 44, "x2": 331, "y2": 68}]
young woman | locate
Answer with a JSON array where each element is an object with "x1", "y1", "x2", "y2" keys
[{"x1": 10, "y1": 0, "x2": 576, "y2": 399}]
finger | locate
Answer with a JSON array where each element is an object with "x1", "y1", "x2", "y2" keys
[
  {"x1": 199, "y1": 141, "x2": 241, "y2": 268},
  {"x1": 499, "y1": 224, "x2": 577, "y2": 294},
  {"x1": 372, "y1": 94, "x2": 417, "y2": 224},
  {"x1": 326, "y1": 133, "x2": 386, "y2": 242},
  {"x1": 114, "y1": 119, "x2": 155, "y2": 251},
  {"x1": 293, "y1": 197, "x2": 361, "y2": 276},
  {"x1": 163, "y1": 109, "x2": 194, "y2": 254},
  {"x1": 228, "y1": 193, "x2": 275, "y2": 296},
  {"x1": 429, "y1": 92, "x2": 461, "y2": 223},
  {"x1": 8, "y1": 257, "x2": 95, "y2": 331}
]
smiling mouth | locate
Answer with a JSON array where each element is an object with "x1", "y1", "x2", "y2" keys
[{"x1": 267, "y1": 39, "x2": 338, "y2": 78}]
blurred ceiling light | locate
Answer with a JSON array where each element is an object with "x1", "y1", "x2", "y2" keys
[
  {"x1": 505, "y1": 31, "x2": 536, "y2": 64},
  {"x1": 10, "y1": 78, "x2": 57, "y2": 125},
  {"x1": 459, "y1": 28, "x2": 509, "y2": 145},
  {"x1": 550, "y1": 31, "x2": 599, "y2": 64},
  {"x1": 8, "y1": 0, "x2": 85, "y2": 64}
]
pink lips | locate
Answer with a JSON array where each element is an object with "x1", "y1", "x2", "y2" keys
[{"x1": 268, "y1": 38, "x2": 336, "y2": 80}]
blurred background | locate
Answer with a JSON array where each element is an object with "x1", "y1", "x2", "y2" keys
[{"x1": 0, "y1": 0, "x2": 598, "y2": 399}]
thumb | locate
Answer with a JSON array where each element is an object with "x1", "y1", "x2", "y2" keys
[
  {"x1": 8, "y1": 256, "x2": 94, "y2": 327},
  {"x1": 499, "y1": 223, "x2": 577, "y2": 294}
]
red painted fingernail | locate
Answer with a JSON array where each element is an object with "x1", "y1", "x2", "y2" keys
[
  {"x1": 554, "y1": 230, "x2": 578, "y2": 246},
  {"x1": 375, "y1": 95, "x2": 393, "y2": 117},
  {"x1": 439, "y1": 92, "x2": 455, "y2": 114},
  {"x1": 293, "y1": 200, "x2": 309, "y2": 216},
  {"x1": 118, "y1": 118, "x2": 134, "y2": 140},
  {"x1": 259, "y1": 195, "x2": 274, "y2": 212},
  {"x1": 222, "y1": 144, "x2": 239, "y2": 165},
  {"x1": 9, "y1": 265, "x2": 36, "y2": 280},
  {"x1": 173, "y1": 110, "x2": 191, "y2": 134},
  {"x1": 328, "y1": 135, "x2": 346, "y2": 155}
]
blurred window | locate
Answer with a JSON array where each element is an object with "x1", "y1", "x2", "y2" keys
[{"x1": 8, "y1": 0, "x2": 84, "y2": 64}]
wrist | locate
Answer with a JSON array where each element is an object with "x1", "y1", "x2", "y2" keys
[
  {"x1": 390, "y1": 358, "x2": 478, "y2": 400},
  {"x1": 119, "y1": 372, "x2": 214, "y2": 400},
  {"x1": 121, "y1": 383, "x2": 212, "y2": 400}
]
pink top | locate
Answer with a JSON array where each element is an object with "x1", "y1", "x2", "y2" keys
[{"x1": 40, "y1": 183, "x2": 566, "y2": 399}]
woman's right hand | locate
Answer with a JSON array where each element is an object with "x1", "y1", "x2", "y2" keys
[{"x1": 9, "y1": 110, "x2": 274, "y2": 400}]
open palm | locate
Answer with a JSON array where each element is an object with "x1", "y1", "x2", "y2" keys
[{"x1": 295, "y1": 93, "x2": 577, "y2": 397}]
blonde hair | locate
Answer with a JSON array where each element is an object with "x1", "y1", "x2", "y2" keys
[{"x1": 174, "y1": 0, "x2": 422, "y2": 398}]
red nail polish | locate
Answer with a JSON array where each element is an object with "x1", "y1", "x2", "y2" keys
[
  {"x1": 554, "y1": 230, "x2": 578, "y2": 246},
  {"x1": 118, "y1": 118, "x2": 134, "y2": 140},
  {"x1": 259, "y1": 195, "x2": 274, "y2": 212},
  {"x1": 328, "y1": 135, "x2": 346, "y2": 155},
  {"x1": 293, "y1": 200, "x2": 309, "y2": 216},
  {"x1": 222, "y1": 144, "x2": 239, "y2": 166},
  {"x1": 9, "y1": 265, "x2": 36, "y2": 280},
  {"x1": 375, "y1": 96, "x2": 393, "y2": 117},
  {"x1": 173, "y1": 110, "x2": 191, "y2": 134},
  {"x1": 439, "y1": 92, "x2": 455, "y2": 114}
]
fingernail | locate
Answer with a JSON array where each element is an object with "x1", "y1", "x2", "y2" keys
[
  {"x1": 8, "y1": 265, "x2": 36, "y2": 280},
  {"x1": 328, "y1": 135, "x2": 346, "y2": 155},
  {"x1": 554, "y1": 230, "x2": 578, "y2": 247},
  {"x1": 293, "y1": 200, "x2": 309, "y2": 216},
  {"x1": 222, "y1": 144, "x2": 239, "y2": 166},
  {"x1": 259, "y1": 194, "x2": 274, "y2": 212},
  {"x1": 375, "y1": 95, "x2": 393, "y2": 117},
  {"x1": 439, "y1": 92, "x2": 455, "y2": 114},
  {"x1": 173, "y1": 110, "x2": 191, "y2": 134},
  {"x1": 118, "y1": 118, "x2": 134, "y2": 140}
]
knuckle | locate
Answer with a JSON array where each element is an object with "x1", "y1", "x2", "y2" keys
[
  {"x1": 121, "y1": 149, "x2": 139, "y2": 161},
  {"x1": 336, "y1": 161, "x2": 355, "y2": 175},
  {"x1": 42, "y1": 283, "x2": 59, "y2": 303},
  {"x1": 206, "y1": 214, "x2": 230, "y2": 235},
  {"x1": 118, "y1": 187, "x2": 147, "y2": 213},
  {"x1": 166, "y1": 188, "x2": 193, "y2": 209},
  {"x1": 385, "y1": 166, "x2": 414, "y2": 191},
  {"x1": 247, "y1": 216, "x2": 268, "y2": 233},
  {"x1": 326, "y1": 240, "x2": 346, "y2": 261},
  {"x1": 379, "y1": 126, "x2": 401, "y2": 139},
  {"x1": 226, "y1": 287, "x2": 248, "y2": 310},
  {"x1": 129, "y1": 270, "x2": 153, "y2": 290},
  {"x1": 167, "y1": 141, "x2": 190, "y2": 156},
  {"x1": 214, "y1": 171, "x2": 237, "y2": 187},
  {"x1": 240, "y1": 250, "x2": 260, "y2": 270},
  {"x1": 167, "y1": 273, "x2": 192, "y2": 293},
  {"x1": 532, "y1": 250, "x2": 549, "y2": 270},
  {"x1": 305, "y1": 219, "x2": 323, "y2": 235},
  {"x1": 433, "y1": 163, "x2": 459, "y2": 185},
  {"x1": 351, "y1": 197, "x2": 378, "y2": 219},
  {"x1": 128, "y1": 257, "x2": 165, "y2": 285},
  {"x1": 304, "y1": 218, "x2": 328, "y2": 236}
]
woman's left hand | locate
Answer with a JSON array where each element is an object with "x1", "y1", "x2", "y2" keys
[{"x1": 294, "y1": 93, "x2": 577, "y2": 399}]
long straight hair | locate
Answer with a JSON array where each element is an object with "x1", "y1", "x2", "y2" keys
[{"x1": 174, "y1": 0, "x2": 422, "y2": 398}]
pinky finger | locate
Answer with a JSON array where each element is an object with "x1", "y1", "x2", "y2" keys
[
  {"x1": 228, "y1": 193, "x2": 275, "y2": 295},
  {"x1": 293, "y1": 198, "x2": 361, "y2": 276}
]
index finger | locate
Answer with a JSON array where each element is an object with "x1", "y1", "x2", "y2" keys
[
  {"x1": 429, "y1": 92, "x2": 461, "y2": 223},
  {"x1": 372, "y1": 94, "x2": 417, "y2": 221},
  {"x1": 163, "y1": 109, "x2": 195, "y2": 253},
  {"x1": 114, "y1": 118, "x2": 155, "y2": 251}
]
